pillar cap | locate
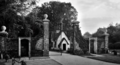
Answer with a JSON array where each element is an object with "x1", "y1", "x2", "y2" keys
[
  {"x1": 43, "y1": 14, "x2": 50, "y2": 22},
  {"x1": 0, "y1": 26, "x2": 8, "y2": 37},
  {"x1": 71, "y1": 21, "x2": 79, "y2": 25},
  {"x1": 44, "y1": 14, "x2": 48, "y2": 19}
]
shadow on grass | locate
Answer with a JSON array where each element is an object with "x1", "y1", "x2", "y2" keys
[
  {"x1": 86, "y1": 54, "x2": 120, "y2": 64},
  {"x1": 51, "y1": 59, "x2": 63, "y2": 65}
]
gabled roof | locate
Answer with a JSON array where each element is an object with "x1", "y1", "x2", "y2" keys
[
  {"x1": 58, "y1": 38, "x2": 69, "y2": 48},
  {"x1": 56, "y1": 31, "x2": 70, "y2": 44},
  {"x1": 52, "y1": 31, "x2": 70, "y2": 41},
  {"x1": 52, "y1": 31, "x2": 70, "y2": 48}
]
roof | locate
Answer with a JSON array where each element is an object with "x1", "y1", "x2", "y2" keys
[{"x1": 58, "y1": 38, "x2": 69, "y2": 48}]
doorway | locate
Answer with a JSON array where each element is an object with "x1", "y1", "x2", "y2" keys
[
  {"x1": 63, "y1": 44, "x2": 66, "y2": 50},
  {"x1": 90, "y1": 40, "x2": 94, "y2": 53},
  {"x1": 21, "y1": 39, "x2": 29, "y2": 57},
  {"x1": 19, "y1": 37, "x2": 31, "y2": 57}
]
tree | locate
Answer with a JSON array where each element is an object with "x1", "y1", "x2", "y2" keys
[
  {"x1": 92, "y1": 28, "x2": 106, "y2": 37},
  {"x1": 0, "y1": 0, "x2": 40, "y2": 38},
  {"x1": 109, "y1": 42, "x2": 120, "y2": 49},
  {"x1": 36, "y1": 1, "x2": 78, "y2": 32},
  {"x1": 12, "y1": 0, "x2": 37, "y2": 37},
  {"x1": 92, "y1": 23, "x2": 120, "y2": 44},
  {"x1": 0, "y1": 0, "x2": 15, "y2": 13},
  {"x1": 0, "y1": 0, "x2": 22, "y2": 38},
  {"x1": 30, "y1": 1, "x2": 79, "y2": 42},
  {"x1": 0, "y1": 0, "x2": 43, "y2": 55},
  {"x1": 107, "y1": 24, "x2": 120, "y2": 44},
  {"x1": 75, "y1": 26, "x2": 88, "y2": 52},
  {"x1": 30, "y1": 1, "x2": 88, "y2": 53},
  {"x1": 83, "y1": 32, "x2": 91, "y2": 39}
]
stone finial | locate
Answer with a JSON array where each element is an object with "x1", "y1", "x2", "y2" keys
[
  {"x1": 44, "y1": 14, "x2": 48, "y2": 20},
  {"x1": 104, "y1": 28, "x2": 107, "y2": 33},
  {"x1": 43, "y1": 14, "x2": 49, "y2": 22},
  {"x1": 1, "y1": 26, "x2": 6, "y2": 32},
  {"x1": 104, "y1": 28, "x2": 109, "y2": 35},
  {"x1": 0, "y1": 26, "x2": 8, "y2": 37},
  {"x1": 103, "y1": 28, "x2": 109, "y2": 36}
]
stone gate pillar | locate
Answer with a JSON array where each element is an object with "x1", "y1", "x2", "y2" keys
[
  {"x1": 43, "y1": 14, "x2": 49, "y2": 56},
  {"x1": 0, "y1": 26, "x2": 8, "y2": 59},
  {"x1": 94, "y1": 38, "x2": 98, "y2": 54},
  {"x1": 104, "y1": 30, "x2": 109, "y2": 53},
  {"x1": 89, "y1": 37, "x2": 98, "y2": 54}
]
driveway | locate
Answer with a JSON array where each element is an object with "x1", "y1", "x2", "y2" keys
[{"x1": 50, "y1": 51, "x2": 120, "y2": 65}]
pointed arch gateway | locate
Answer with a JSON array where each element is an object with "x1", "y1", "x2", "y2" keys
[{"x1": 56, "y1": 32, "x2": 70, "y2": 51}]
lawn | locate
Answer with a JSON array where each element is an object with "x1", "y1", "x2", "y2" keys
[{"x1": 86, "y1": 54, "x2": 120, "y2": 64}]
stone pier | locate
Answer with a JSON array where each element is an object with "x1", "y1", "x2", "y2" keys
[
  {"x1": 43, "y1": 14, "x2": 49, "y2": 56},
  {"x1": 0, "y1": 26, "x2": 8, "y2": 59},
  {"x1": 104, "y1": 29, "x2": 109, "y2": 53},
  {"x1": 89, "y1": 37, "x2": 98, "y2": 54}
]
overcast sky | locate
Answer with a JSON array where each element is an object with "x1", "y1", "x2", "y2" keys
[{"x1": 37, "y1": 0, "x2": 120, "y2": 35}]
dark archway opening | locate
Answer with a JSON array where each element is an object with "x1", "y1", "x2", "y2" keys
[
  {"x1": 63, "y1": 44, "x2": 66, "y2": 50},
  {"x1": 90, "y1": 40, "x2": 95, "y2": 53},
  {"x1": 21, "y1": 39, "x2": 29, "y2": 57}
]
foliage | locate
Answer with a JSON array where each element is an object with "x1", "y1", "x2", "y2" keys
[
  {"x1": 0, "y1": 6, "x2": 23, "y2": 38},
  {"x1": 0, "y1": 0, "x2": 15, "y2": 13},
  {"x1": 75, "y1": 26, "x2": 88, "y2": 51},
  {"x1": 109, "y1": 42, "x2": 120, "y2": 49},
  {"x1": 33, "y1": 1, "x2": 87, "y2": 51},
  {"x1": 83, "y1": 32, "x2": 91, "y2": 39},
  {"x1": 0, "y1": 0, "x2": 87, "y2": 55},
  {"x1": 36, "y1": 1, "x2": 78, "y2": 31},
  {"x1": 107, "y1": 24, "x2": 120, "y2": 44},
  {"x1": 0, "y1": 0, "x2": 81, "y2": 39},
  {"x1": 67, "y1": 47, "x2": 84, "y2": 55},
  {"x1": 92, "y1": 23, "x2": 120, "y2": 45},
  {"x1": 12, "y1": 0, "x2": 36, "y2": 16},
  {"x1": 0, "y1": 0, "x2": 40, "y2": 38},
  {"x1": 92, "y1": 28, "x2": 105, "y2": 37}
]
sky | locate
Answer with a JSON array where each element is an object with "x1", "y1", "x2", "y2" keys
[{"x1": 36, "y1": 0, "x2": 120, "y2": 35}]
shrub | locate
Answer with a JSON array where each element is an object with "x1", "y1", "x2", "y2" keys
[
  {"x1": 67, "y1": 48, "x2": 84, "y2": 55},
  {"x1": 82, "y1": 49, "x2": 89, "y2": 54},
  {"x1": 109, "y1": 42, "x2": 120, "y2": 49},
  {"x1": 74, "y1": 49, "x2": 84, "y2": 55},
  {"x1": 67, "y1": 48, "x2": 74, "y2": 54}
]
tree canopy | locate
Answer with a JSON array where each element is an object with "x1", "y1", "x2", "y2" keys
[
  {"x1": 83, "y1": 32, "x2": 91, "y2": 39},
  {"x1": 0, "y1": 0, "x2": 88, "y2": 52},
  {"x1": 107, "y1": 24, "x2": 120, "y2": 44},
  {"x1": 34, "y1": 1, "x2": 78, "y2": 32},
  {"x1": 0, "y1": 0, "x2": 86, "y2": 46},
  {"x1": 29, "y1": 1, "x2": 87, "y2": 50},
  {"x1": 92, "y1": 23, "x2": 120, "y2": 44},
  {"x1": 0, "y1": 0, "x2": 38, "y2": 38}
]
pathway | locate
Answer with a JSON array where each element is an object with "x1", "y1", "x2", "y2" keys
[{"x1": 50, "y1": 51, "x2": 120, "y2": 65}]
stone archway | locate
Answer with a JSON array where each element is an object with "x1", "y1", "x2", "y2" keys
[
  {"x1": 89, "y1": 37, "x2": 98, "y2": 54},
  {"x1": 18, "y1": 37, "x2": 31, "y2": 57},
  {"x1": 21, "y1": 39, "x2": 29, "y2": 57}
]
